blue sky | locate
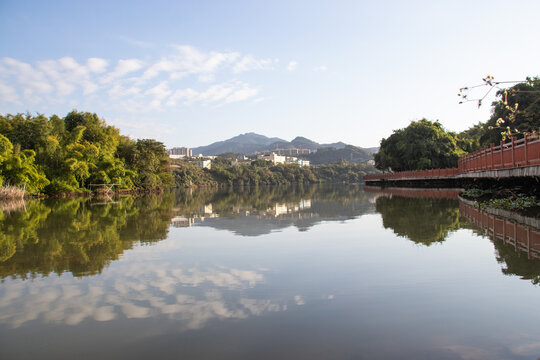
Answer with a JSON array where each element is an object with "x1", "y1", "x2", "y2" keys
[{"x1": 0, "y1": 0, "x2": 539, "y2": 148}]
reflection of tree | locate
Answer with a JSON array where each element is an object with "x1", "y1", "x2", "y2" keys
[
  {"x1": 0, "y1": 193, "x2": 176, "y2": 279},
  {"x1": 375, "y1": 196, "x2": 460, "y2": 245},
  {"x1": 459, "y1": 201, "x2": 540, "y2": 285},
  {"x1": 174, "y1": 184, "x2": 373, "y2": 218},
  {"x1": 0, "y1": 185, "x2": 377, "y2": 278},
  {"x1": 493, "y1": 240, "x2": 540, "y2": 285},
  {"x1": 174, "y1": 184, "x2": 376, "y2": 236}
]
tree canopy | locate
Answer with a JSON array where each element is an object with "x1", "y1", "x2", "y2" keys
[
  {"x1": 374, "y1": 119, "x2": 465, "y2": 172},
  {"x1": 458, "y1": 77, "x2": 540, "y2": 151},
  {"x1": 0, "y1": 111, "x2": 172, "y2": 194}
]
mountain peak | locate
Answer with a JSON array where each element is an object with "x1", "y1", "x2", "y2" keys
[{"x1": 190, "y1": 132, "x2": 375, "y2": 157}]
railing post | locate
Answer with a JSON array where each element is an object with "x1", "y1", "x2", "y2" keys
[
  {"x1": 490, "y1": 143, "x2": 494, "y2": 169},
  {"x1": 511, "y1": 137, "x2": 515, "y2": 168},
  {"x1": 500, "y1": 141, "x2": 504, "y2": 169},
  {"x1": 524, "y1": 135, "x2": 528, "y2": 165}
]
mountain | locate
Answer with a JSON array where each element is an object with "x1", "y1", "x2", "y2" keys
[
  {"x1": 363, "y1": 147, "x2": 379, "y2": 154},
  {"x1": 190, "y1": 132, "x2": 374, "y2": 162},
  {"x1": 191, "y1": 132, "x2": 286, "y2": 155}
]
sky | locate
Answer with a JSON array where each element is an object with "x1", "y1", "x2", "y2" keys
[{"x1": 0, "y1": 0, "x2": 539, "y2": 148}]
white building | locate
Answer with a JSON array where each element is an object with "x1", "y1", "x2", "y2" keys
[
  {"x1": 169, "y1": 154, "x2": 186, "y2": 159},
  {"x1": 194, "y1": 159, "x2": 212, "y2": 169},
  {"x1": 168, "y1": 147, "x2": 192, "y2": 157},
  {"x1": 257, "y1": 152, "x2": 286, "y2": 164}
]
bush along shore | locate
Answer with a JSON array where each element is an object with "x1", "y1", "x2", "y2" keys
[
  {"x1": 0, "y1": 111, "x2": 172, "y2": 198},
  {"x1": 461, "y1": 188, "x2": 540, "y2": 217},
  {"x1": 171, "y1": 158, "x2": 378, "y2": 188},
  {"x1": 0, "y1": 111, "x2": 380, "y2": 199}
]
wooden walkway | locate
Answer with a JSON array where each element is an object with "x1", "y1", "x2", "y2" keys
[{"x1": 365, "y1": 135, "x2": 540, "y2": 183}]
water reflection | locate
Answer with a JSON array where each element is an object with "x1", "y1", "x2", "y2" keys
[
  {"x1": 0, "y1": 262, "x2": 280, "y2": 329},
  {"x1": 1, "y1": 185, "x2": 377, "y2": 279},
  {"x1": 173, "y1": 185, "x2": 376, "y2": 236},
  {"x1": 460, "y1": 199, "x2": 540, "y2": 284},
  {"x1": 368, "y1": 186, "x2": 540, "y2": 285},
  {"x1": 374, "y1": 192, "x2": 461, "y2": 246},
  {"x1": 2, "y1": 186, "x2": 540, "y2": 359},
  {"x1": 0, "y1": 194, "x2": 176, "y2": 279}
]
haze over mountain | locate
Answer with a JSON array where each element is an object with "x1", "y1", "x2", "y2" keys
[{"x1": 191, "y1": 132, "x2": 370, "y2": 156}]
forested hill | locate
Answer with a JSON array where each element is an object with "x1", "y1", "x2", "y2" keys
[
  {"x1": 0, "y1": 111, "x2": 172, "y2": 194},
  {"x1": 300, "y1": 145, "x2": 373, "y2": 165},
  {"x1": 191, "y1": 132, "x2": 373, "y2": 156}
]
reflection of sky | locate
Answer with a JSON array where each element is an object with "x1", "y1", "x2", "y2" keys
[
  {"x1": 0, "y1": 262, "x2": 287, "y2": 329},
  {"x1": 2, "y1": 205, "x2": 540, "y2": 359}
]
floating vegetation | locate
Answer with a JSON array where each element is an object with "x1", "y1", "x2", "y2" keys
[{"x1": 482, "y1": 195, "x2": 539, "y2": 211}]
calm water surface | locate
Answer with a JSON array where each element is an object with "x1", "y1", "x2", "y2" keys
[{"x1": 1, "y1": 185, "x2": 539, "y2": 360}]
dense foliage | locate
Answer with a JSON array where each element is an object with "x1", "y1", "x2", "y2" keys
[
  {"x1": 480, "y1": 77, "x2": 540, "y2": 145},
  {"x1": 458, "y1": 78, "x2": 540, "y2": 152},
  {"x1": 172, "y1": 158, "x2": 378, "y2": 187},
  {"x1": 374, "y1": 78, "x2": 540, "y2": 170},
  {"x1": 0, "y1": 111, "x2": 172, "y2": 194},
  {"x1": 300, "y1": 145, "x2": 373, "y2": 165},
  {"x1": 374, "y1": 119, "x2": 465, "y2": 171}
]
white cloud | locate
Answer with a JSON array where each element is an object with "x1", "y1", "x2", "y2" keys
[
  {"x1": 287, "y1": 61, "x2": 297, "y2": 71},
  {"x1": 101, "y1": 59, "x2": 144, "y2": 83},
  {"x1": 86, "y1": 58, "x2": 109, "y2": 73},
  {"x1": 233, "y1": 55, "x2": 274, "y2": 73},
  {"x1": 0, "y1": 57, "x2": 54, "y2": 95},
  {"x1": 139, "y1": 45, "x2": 240, "y2": 83},
  {"x1": 166, "y1": 81, "x2": 257, "y2": 107},
  {"x1": 108, "y1": 84, "x2": 142, "y2": 97},
  {"x1": 225, "y1": 83, "x2": 258, "y2": 103},
  {"x1": 316, "y1": 65, "x2": 328, "y2": 72},
  {"x1": 0, "y1": 45, "x2": 272, "y2": 109},
  {"x1": 0, "y1": 81, "x2": 20, "y2": 104},
  {"x1": 145, "y1": 81, "x2": 172, "y2": 100}
]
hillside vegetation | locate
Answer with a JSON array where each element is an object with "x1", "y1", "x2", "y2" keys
[
  {"x1": 172, "y1": 158, "x2": 378, "y2": 187},
  {"x1": 0, "y1": 111, "x2": 172, "y2": 195}
]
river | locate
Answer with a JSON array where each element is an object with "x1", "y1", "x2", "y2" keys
[{"x1": 1, "y1": 185, "x2": 539, "y2": 359}]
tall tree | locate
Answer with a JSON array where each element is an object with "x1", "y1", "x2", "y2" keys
[{"x1": 374, "y1": 119, "x2": 465, "y2": 172}]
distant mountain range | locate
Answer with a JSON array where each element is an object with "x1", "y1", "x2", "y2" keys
[{"x1": 191, "y1": 132, "x2": 376, "y2": 158}]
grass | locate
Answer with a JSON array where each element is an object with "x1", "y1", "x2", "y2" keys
[{"x1": 0, "y1": 184, "x2": 26, "y2": 200}]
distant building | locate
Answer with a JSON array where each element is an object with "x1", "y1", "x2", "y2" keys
[
  {"x1": 171, "y1": 216, "x2": 193, "y2": 227},
  {"x1": 275, "y1": 148, "x2": 313, "y2": 156},
  {"x1": 168, "y1": 147, "x2": 192, "y2": 157},
  {"x1": 257, "y1": 152, "x2": 286, "y2": 164},
  {"x1": 194, "y1": 159, "x2": 212, "y2": 169}
]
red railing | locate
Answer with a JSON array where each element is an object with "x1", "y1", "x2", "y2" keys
[
  {"x1": 365, "y1": 134, "x2": 540, "y2": 181},
  {"x1": 363, "y1": 186, "x2": 461, "y2": 199},
  {"x1": 460, "y1": 201, "x2": 540, "y2": 259},
  {"x1": 364, "y1": 168, "x2": 459, "y2": 181},
  {"x1": 458, "y1": 135, "x2": 540, "y2": 172}
]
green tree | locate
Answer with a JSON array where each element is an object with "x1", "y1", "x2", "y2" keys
[
  {"x1": 458, "y1": 76, "x2": 540, "y2": 145},
  {"x1": 374, "y1": 119, "x2": 465, "y2": 172},
  {"x1": 481, "y1": 78, "x2": 540, "y2": 144},
  {"x1": 130, "y1": 139, "x2": 173, "y2": 189},
  {"x1": 0, "y1": 134, "x2": 49, "y2": 193}
]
